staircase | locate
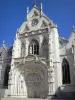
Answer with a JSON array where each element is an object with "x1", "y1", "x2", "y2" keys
[
  {"x1": 0, "y1": 97, "x2": 55, "y2": 100},
  {"x1": 1, "y1": 97, "x2": 75, "y2": 100}
]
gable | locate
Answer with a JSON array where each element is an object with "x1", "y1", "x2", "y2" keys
[{"x1": 18, "y1": 6, "x2": 55, "y2": 34}]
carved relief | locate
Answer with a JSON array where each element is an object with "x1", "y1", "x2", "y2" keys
[
  {"x1": 26, "y1": 73, "x2": 41, "y2": 82},
  {"x1": 42, "y1": 36, "x2": 48, "y2": 45},
  {"x1": 32, "y1": 11, "x2": 39, "y2": 17}
]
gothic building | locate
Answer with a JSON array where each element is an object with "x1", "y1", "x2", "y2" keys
[{"x1": 0, "y1": 2, "x2": 75, "y2": 99}]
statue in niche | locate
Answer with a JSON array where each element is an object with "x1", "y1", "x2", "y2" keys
[
  {"x1": 42, "y1": 36, "x2": 48, "y2": 45},
  {"x1": 42, "y1": 36, "x2": 48, "y2": 58}
]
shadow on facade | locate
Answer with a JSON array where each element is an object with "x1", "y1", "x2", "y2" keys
[
  {"x1": 0, "y1": 65, "x2": 11, "y2": 98},
  {"x1": 50, "y1": 86, "x2": 75, "y2": 99}
]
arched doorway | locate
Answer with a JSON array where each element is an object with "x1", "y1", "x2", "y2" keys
[
  {"x1": 21, "y1": 59, "x2": 48, "y2": 98},
  {"x1": 14, "y1": 55, "x2": 48, "y2": 98}
]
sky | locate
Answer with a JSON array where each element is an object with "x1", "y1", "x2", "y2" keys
[{"x1": 0, "y1": 0, "x2": 75, "y2": 47}]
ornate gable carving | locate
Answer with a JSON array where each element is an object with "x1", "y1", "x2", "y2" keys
[
  {"x1": 41, "y1": 21, "x2": 48, "y2": 28},
  {"x1": 32, "y1": 11, "x2": 39, "y2": 17}
]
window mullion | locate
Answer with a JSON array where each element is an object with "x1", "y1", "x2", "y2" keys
[{"x1": 33, "y1": 44, "x2": 34, "y2": 55}]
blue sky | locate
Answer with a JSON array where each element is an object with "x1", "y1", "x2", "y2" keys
[{"x1": 0, "y1": 0, "x2": 75, "y2": 47}]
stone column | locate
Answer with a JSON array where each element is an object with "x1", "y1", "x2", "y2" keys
[
  {"x1": 50, "y1": 25, "x2": 62, "y2": 93},
  {"x1": 48, "y1": 26, "x2": 55, "y2": 95}
]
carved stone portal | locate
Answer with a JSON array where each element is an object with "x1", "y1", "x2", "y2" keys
[{"x1": 26, "y1": 73, "x2": 41, "y2": 98}]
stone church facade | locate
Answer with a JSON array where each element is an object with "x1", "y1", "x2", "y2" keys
[{"x1": 0, "y1": 2, "x2": 75, "y2": 99}]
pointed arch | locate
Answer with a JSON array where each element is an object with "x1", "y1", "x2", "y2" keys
[
  {"x1": 62, "y1": 58, "x2": 71, "y2": 84},
  {"x1": 3, "y1": 65, "x2": 10, "y2": 88}
]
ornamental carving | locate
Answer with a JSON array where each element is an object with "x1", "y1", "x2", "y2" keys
[
  {"x1": 26, "y1": 73, "x2": 41, "y2": 82},
  {"x1": 42, "y1": 36, "x2": 48, "y2": 45}
]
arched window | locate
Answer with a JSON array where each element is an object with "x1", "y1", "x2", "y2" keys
[
  {"x1": 21, "y1": 43, "x2": 25, "y2": 57},
  {"x1": 3, "y1": 65, "x2": 10, "y2": 88},
  {"x1": 29, "y1": 40, "x2": 39, "y2": 55},
  {"x1": 62, "y1": 58, "x2": 71, "y2": 84}
]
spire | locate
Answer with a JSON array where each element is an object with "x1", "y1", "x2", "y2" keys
[
  {"x1": 40, "y1": 2, "x2": 43, "y2": 15},
  {"x1": 15, "y1": 28, "x2": 19, "y2": 39},
  {"x1": 33, "y1": 0, "x2": 36, "y2": 7},
  {"x1": 27, "y1": 7, "x2": 29, "y2": 20}
]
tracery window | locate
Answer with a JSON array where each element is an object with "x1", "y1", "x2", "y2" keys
[
  {"x1": 29, "y1": 40, "x2": 39, "y2": 55},
  {"x1": 62, "y1": 58, "x2": 71, "y2": 84}
]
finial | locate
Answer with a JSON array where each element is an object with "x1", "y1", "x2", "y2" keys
[
  {"x1": 2, "y1": 40, "x2": 5, "y2": 47},
  {"x1": 73, "y1": 25, "x2": 75, "y2": 29},
  {"x1": 72, "y1": 25, "x2": 75, "y2": 32},
  {"x1": 27, "y1": 7, "x2": 29, "y2": 20},
  {"x1": 17, "y1": 28, "x2": 19, "y2": 32},
  {"x1": 15, "y1": 28, "x2": 19, "y2": 39},
  {"x1": 33, "y1": 0, "x2": 36, "y2": 7},
  {"x1": 41, "y1": 2, "x2": 43, "y2": 10},
  {"x1": 27, "y1": 7, "x2": 29, "y2": 14},
  {"x1": 40, "y1": 2, "x2": 43, "y2": 16}
]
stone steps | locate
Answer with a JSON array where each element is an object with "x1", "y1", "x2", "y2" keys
[
  {"x1": 1, "y1": 97, "x2": 75, "y2": 100},
  {"x1": 1, "y1": 97, "x2": 48, "y2": 100}
]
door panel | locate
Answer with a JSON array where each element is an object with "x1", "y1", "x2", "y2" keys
[
  {"x1": 27, "y1": 82, "x2": 40, "y2": 98},
  {"x1": 34, "y1": 82, "x2": 40, "y2": 98}
]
